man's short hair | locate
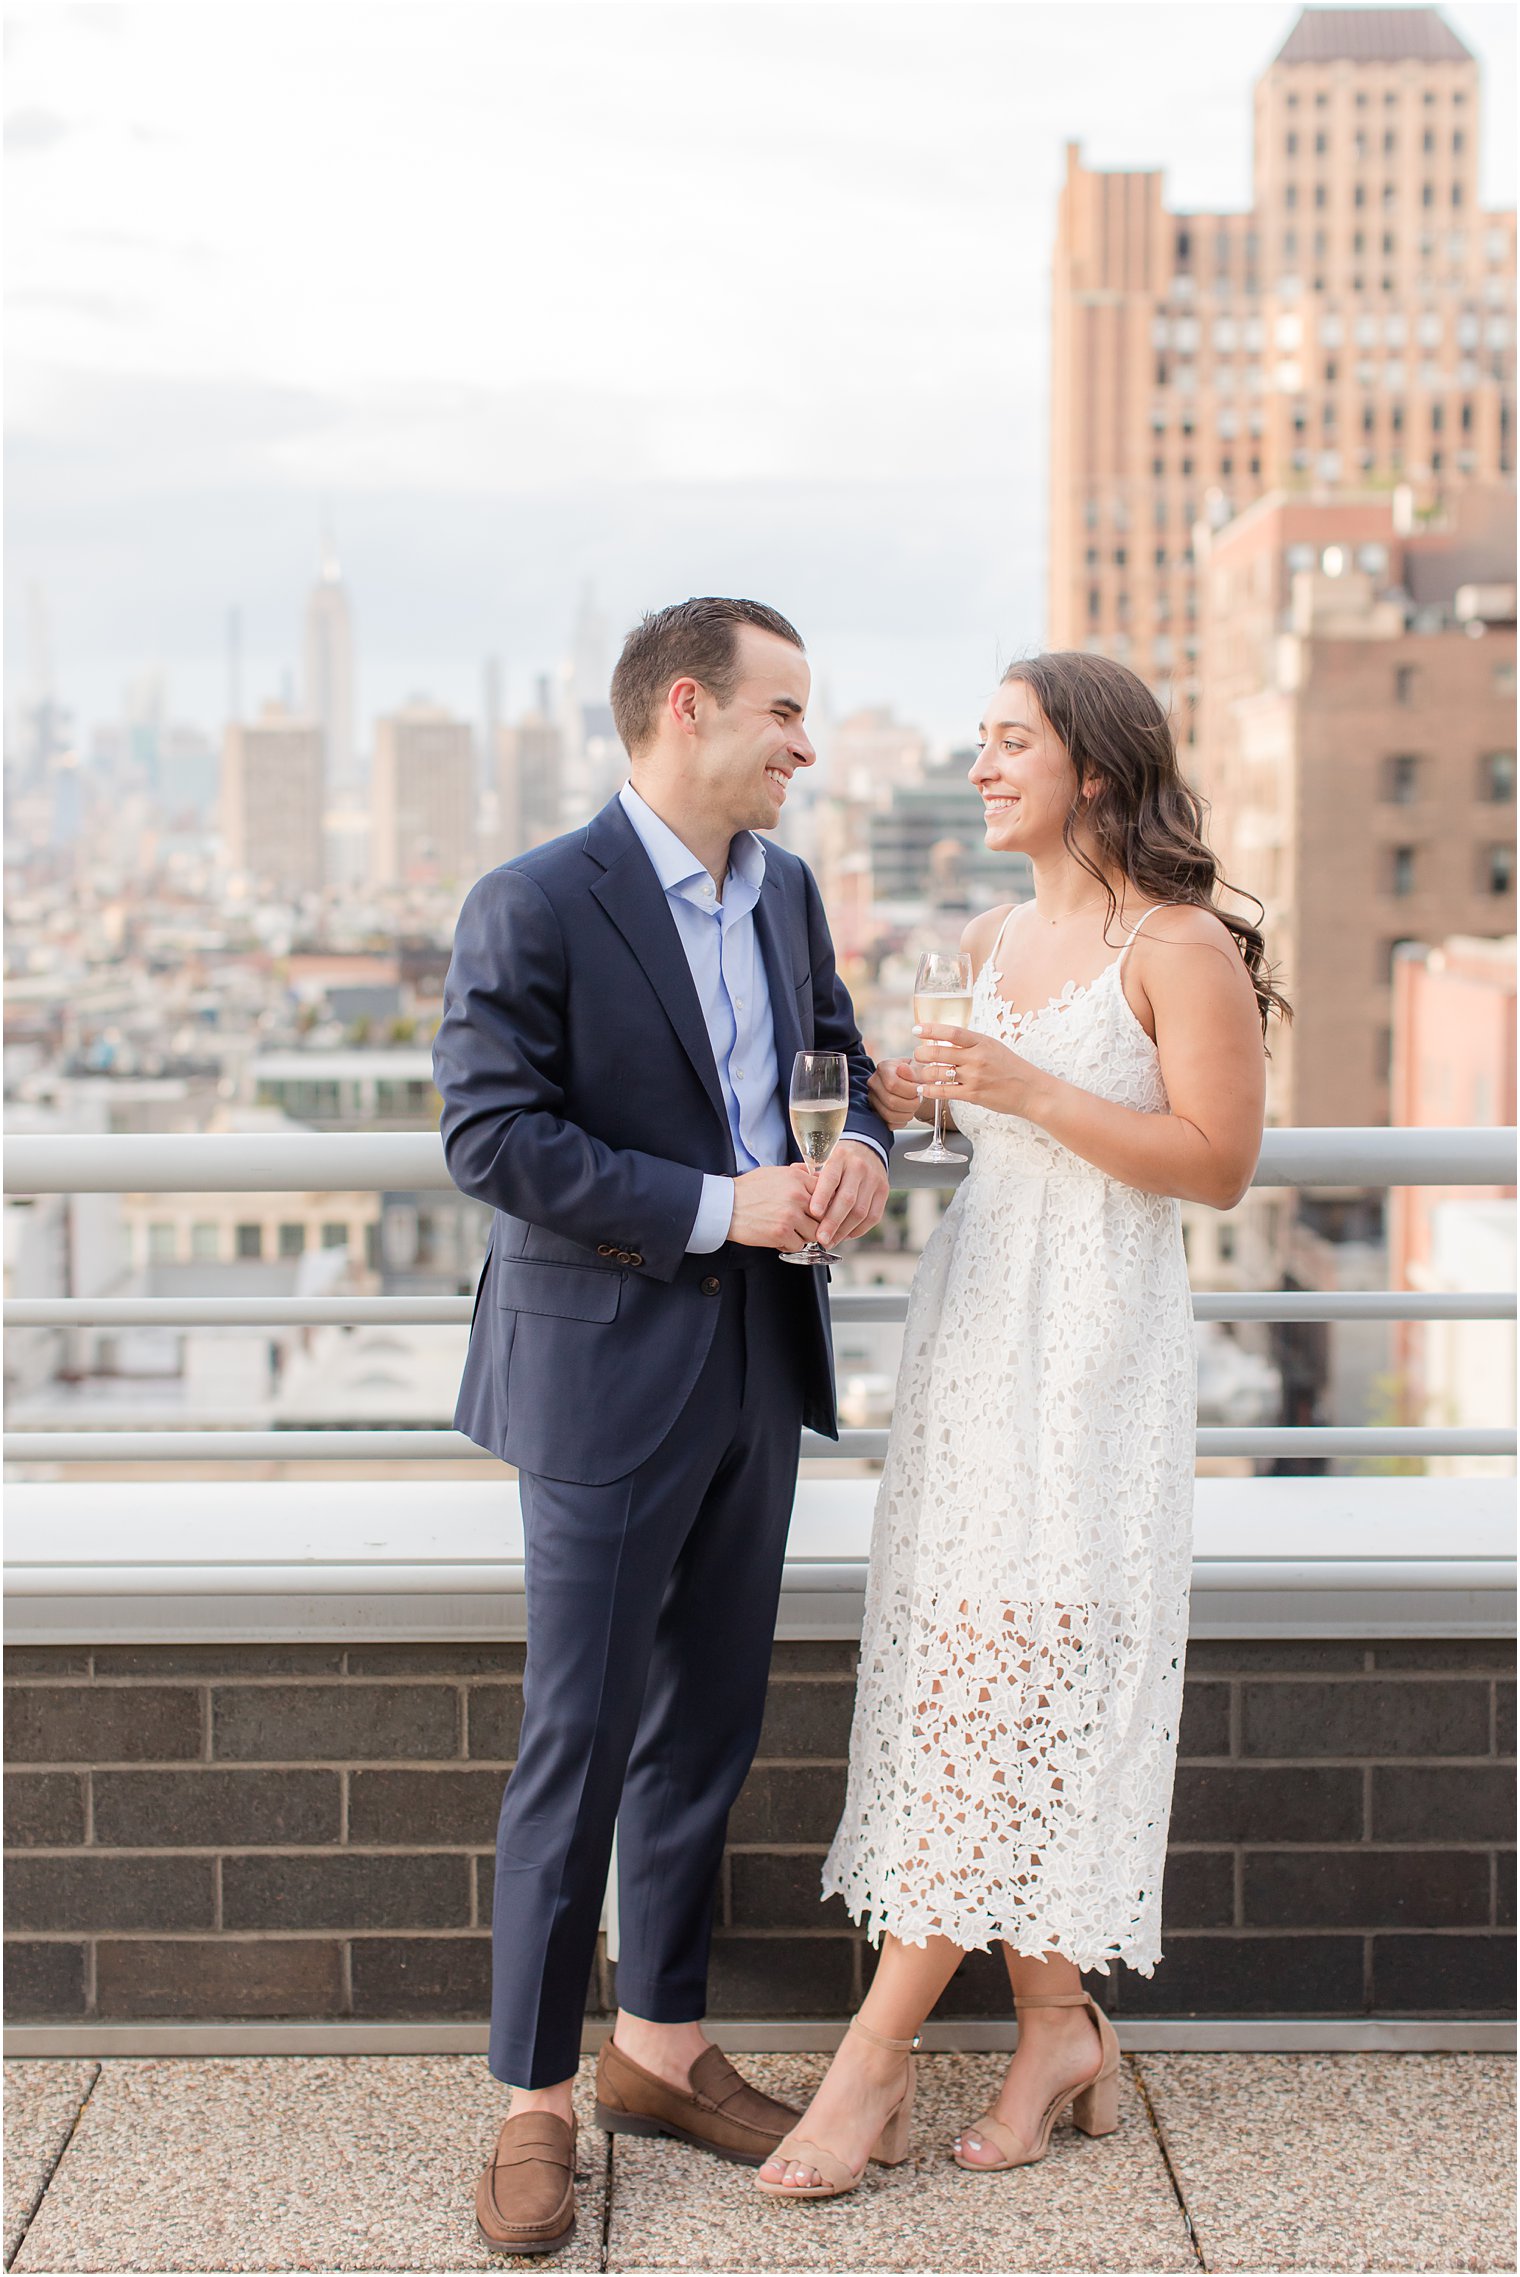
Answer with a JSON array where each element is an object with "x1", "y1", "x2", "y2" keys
[{"x1": 609, "y1": 597, "x2": 804, "y2": 756}]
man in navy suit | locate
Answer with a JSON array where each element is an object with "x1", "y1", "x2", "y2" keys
[{"x1": 433, "y1": 597, "x2": 892, "y2": 2255}]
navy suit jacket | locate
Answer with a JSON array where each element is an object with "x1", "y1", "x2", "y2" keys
[{"x1": 432, "y1": 795, "x2": 892, "y2": 1485}]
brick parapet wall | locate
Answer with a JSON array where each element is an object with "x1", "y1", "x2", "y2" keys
[{"x1": 4, "y1": 1638, "x2": 1514, "y2": 2024}]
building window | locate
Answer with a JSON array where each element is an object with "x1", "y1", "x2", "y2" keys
[
  {"x1": 147, "y1": 1222, "x2": 177, "y2": 1263},
  {"x1": 1114, "y1": 547, "x2": 1127, "y2": 567},
  {"x1": 1217, "y1": 1223, "x2": 1237, "y2": 1263},
  {"x1": 1422, "y1": 183, "x2": 1434, "y2": 207},
  {"x1": 1314, "y1": 131, "x2": 1327, "y2": 154},
  {"x1": 1452, "y1": 182, "x2": 1463, "y2": 209},
  {"x1": 190, "y1": 1223, "x2": 219, "y2": 1261},
  {"x1": 1486, "y1": 844, "x2": 1515, "y2": 896},
  {"x1": 321, "y1": 1221, "x2": 350, "y2": 1249},
  {"x1": 236, "y1": 1223, "x2": 263, "y2": 1259},
  {"x1": 1383, "y1": 130, "x2": 1396, "y2": 155},
  {"x1": 1314, "y1": 183, "x2": 1327, "y2": 209},
  {"x1": 1394, "y1": 665, "x2": 1417, "y2": 705},
  {"x1": 1423, "y1": 129, "x2": 1435, "y2": 154},
  {"x1": 1285, "y1": 184, "x2": 1298, "y2": 210},
  {"x1": 1481, "y1": 751, "x2": 1516, "y2": 803},
  {"x1": 1088, "y1": 588, "x2": 1100, "y2": 620},
  {"x1": 1390, "y1": 846, "x2": 1417, "y2": 897},
  {"x1": 1374, "y1": 1026, "x2": 1393, "y2": 1082},
  {"x1": 278, "y1": 1223, "x2": 307, "y2": 1259},
  {"x1": 1383, "y1": 754, "x2": 1421, "y2": 804}
]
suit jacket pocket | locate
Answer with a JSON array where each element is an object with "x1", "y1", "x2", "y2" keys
[{"x1": 495, "y1": 1257, "x2": 622, "y2": 1322}]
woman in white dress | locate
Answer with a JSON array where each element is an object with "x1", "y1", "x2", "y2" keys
[{"x1": 758, "y1": 651, "x2": 1285, "y2": 2201}]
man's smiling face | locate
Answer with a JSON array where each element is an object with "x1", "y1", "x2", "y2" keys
[{"x1": 695, "y1": 625, "x2": 817, "y2": 835}]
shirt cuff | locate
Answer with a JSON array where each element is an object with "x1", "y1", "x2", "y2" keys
[
  {"x1": 687, "y1": 1174, "x2": 737, "y2": 1253},
  {"x1": 838, "y1": 1134, "x2": 890, "y2": 1172}
]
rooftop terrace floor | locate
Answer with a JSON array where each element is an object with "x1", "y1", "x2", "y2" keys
[{"x1": 4, "y1": 2049, "x2": 1514, "y2": 2274}]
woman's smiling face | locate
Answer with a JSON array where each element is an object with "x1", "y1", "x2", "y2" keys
[{"x1": 969, "y1": 677, "x2": 1086, "y2": 857}]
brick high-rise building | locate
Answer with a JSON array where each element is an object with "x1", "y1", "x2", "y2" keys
[
  {"x1": 371, "y1": 702, "x2": 477, "y2": 888},
  {"x1": 1049, "y1": 6, "x2": 1515, "y2": 744},
  {"x1": 220, "y1": 703, "x2": 325, "y2": 896},
  {"x1": 1195, "y1": 482, "x2": 1515, "y2": 1130}
]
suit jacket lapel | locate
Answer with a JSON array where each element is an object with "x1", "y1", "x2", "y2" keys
[
  {"x1": 753, "y1": 862, "x2": 806, "y2": 1155},
  {"x1": 587, "y1": 805, "x2": 732, "y2": 1146}
]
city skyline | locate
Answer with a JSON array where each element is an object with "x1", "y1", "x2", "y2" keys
[{"x1": 7, "y1": 1, "x2": 1515, "y2": 749}]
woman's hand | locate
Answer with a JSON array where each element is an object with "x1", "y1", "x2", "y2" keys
[
  {"x1": 912, "y1": 1025, "x2": 1048, "y2": 1119},
  {"x1": 867, "y1": 1057, "x2": 926, "y2": 1131}
]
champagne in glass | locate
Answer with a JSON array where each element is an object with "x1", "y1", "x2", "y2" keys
[
  {"x1": 904, "y1": 950, "x2": 973, "y2": 1165},
  {"x1": 781, "y1": 1050, "x2": 849, "y2": 1265}
]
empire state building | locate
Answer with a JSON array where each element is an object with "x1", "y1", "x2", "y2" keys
[{"x1": 303, "y1": 531, "x2": 357, "y2": 795}]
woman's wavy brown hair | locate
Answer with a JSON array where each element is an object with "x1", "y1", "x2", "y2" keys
[{"x1": 1000, "y1": 651, "x2": 1291, "y2": 1037}]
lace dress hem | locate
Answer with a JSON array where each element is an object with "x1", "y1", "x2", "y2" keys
[{"x1": 818, "y1": 1864, "x2": 1162, "y2": 1976}]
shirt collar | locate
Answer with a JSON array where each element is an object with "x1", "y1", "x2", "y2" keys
[{"x1": 619, "y1": 780, "x2": 767, "y2": 901}]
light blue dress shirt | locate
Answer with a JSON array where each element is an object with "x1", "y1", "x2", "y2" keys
[{"x1": 617, "y1": 783, "x2": 883, "y2": 1253}]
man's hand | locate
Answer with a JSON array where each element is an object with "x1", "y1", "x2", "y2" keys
[
  {"x1": 807, "y1": 1144, "x2": 890, "y2": 1248},
  {"x1": 867, "y1": 1058, "x2": 927, "y2": 1131},
  {"x1": 728, "y1": 1164, "x2": 824, "y2": 1250}
]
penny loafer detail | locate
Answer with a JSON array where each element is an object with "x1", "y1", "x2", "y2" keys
[
  {"x1": 595, "y1": 2039, "x2": 801, "y2": 2166},
  {"x1": 476, "y1": 2111, "x2": 577, "y2": 2258}
]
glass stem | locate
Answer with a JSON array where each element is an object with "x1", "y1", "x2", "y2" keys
[{"x1": 932, "y1": 1098, "x2": 946, "y2": 1152}]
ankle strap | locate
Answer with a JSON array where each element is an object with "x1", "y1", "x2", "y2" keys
[
  {"x1": 1014, "y1": 1991, "x2": 1091, "y2": 2010},
  {"x1": 848, "y1": 2013, "x2": 921, "y2": 2053}
]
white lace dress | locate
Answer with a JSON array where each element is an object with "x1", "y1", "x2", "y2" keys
[{"x1": 822, "y1": 910, "x2": 1196, "y2": 1975}]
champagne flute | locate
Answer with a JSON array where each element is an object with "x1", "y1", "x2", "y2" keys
[
  {"x1": 780, "y1": 1050, "x2": 849, "y2": 1265},
  {"x1": 904, "y1": 950, "x2": 973, "y2": 1165}
]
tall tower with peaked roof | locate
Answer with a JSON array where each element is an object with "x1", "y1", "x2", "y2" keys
[{"x1": 302, "y1": 528, "x2": 357, "y2": 796}]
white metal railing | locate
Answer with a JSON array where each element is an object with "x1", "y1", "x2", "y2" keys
[{"x1": 4, "y1": 1126, "x2": 1515, "y2": 1467}]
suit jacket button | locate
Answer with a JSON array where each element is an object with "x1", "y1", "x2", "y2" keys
[
  {"x1": 700, "y1": 1275, "x2": 721, "y2": 1296},
  {"x1": 627, "y1": 1253, "x2": 644, "y2": 1267},
  {"x1": 596, "y1": 1244, "x2": 614, "y2": 1257},
  {"x1": 618, "y1": 1250, "x2": 633, "y2": 1265}
]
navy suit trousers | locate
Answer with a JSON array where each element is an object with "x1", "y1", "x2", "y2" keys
[{"x1": 488, "y1": 1255, "x2": 807, "y2": 2088}]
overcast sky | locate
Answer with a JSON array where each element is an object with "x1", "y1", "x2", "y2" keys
[{"x1": 6, "y1": 0, "x2": 1515, "y2": 749}]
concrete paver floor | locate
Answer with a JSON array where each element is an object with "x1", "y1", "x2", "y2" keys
[
  {"x1": 1141, "y1": 2052, "x2": 1518, "y2": 2275},
  {"x1": 2, "y1": 2051, "x2": 1513, "y2": 2274},
  {"x1": 604, "y1": 2052, "x2": 1195, "y2": 2273},
  {"x1": 3, "y1": 2064, "x2": 97, "y2": 2267}
]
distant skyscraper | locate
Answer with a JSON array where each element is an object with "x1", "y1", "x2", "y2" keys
[
  {"x1": 570, "y1": 581, "x2": 611, "y2": 710},
  {"x1": 371, "y1": 701, "x2": 476, "y2": 886},
  {"x1": 302, "y1": 529, "x2": 357, "y2": 794},
  {"x1": 1048, "y1": 5, "x2": 1516, "y2": 745},
  {"x1": 221, "y1": 703, "x2": 325, "y2": 893},
  {"x1": 497, "y1": 690, "x2": 565, "y2": 860},
  {"x1": 482, "y1": 655, "x2": 503, "y2": 798},
  {"x1": 13, "y1": 584, "x2": 71, "y2": 791}
]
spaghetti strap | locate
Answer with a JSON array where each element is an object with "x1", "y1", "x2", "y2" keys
[
  {"x1": 987, "y1": 903, "x2": 1020, "y2": 974},
  {"x1": 1117, "y1": 902, "x2": 1183, "y2": 970}
]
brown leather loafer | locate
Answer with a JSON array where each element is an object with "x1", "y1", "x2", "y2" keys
[
  {"x1": 476, "y1": 2112, "x2": 577, "y2": 2258},
  {"x1": 595, "y1": 2038, "x2": 801, "y2": 2167}
]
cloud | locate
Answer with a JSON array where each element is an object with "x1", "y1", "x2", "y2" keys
[
  {"x1": 8, "y1": 286, "x2": 146, "y2": 326},
  {"x1": 5, "y1": 106, "x2": 70, "y2": 154}
]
